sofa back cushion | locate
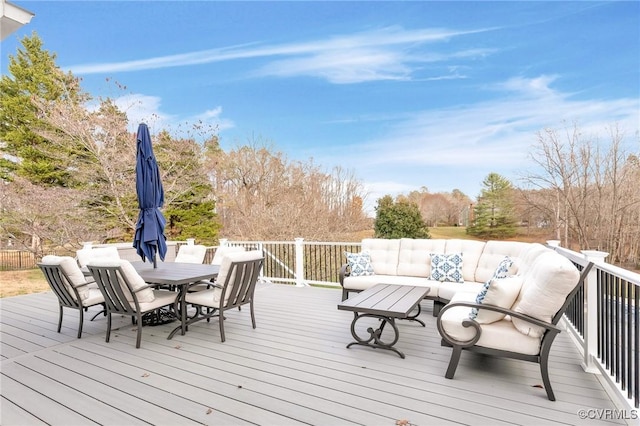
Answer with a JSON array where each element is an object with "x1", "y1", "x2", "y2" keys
[
  {"x1": 443, "y1": 239, "x2": 486, "y2": 282},
  {"x1": 475, "y1": 241, "x2": 529, "y2": 283},
  {"x1": 516, "y1": 243, "x2": 550, "y2": 276},
  {"x1": 361, "y1": 238, "x2": 400, "y2": 275},
  {"x1": 397, "y1": 238, "x2": 446, "y2": 277},
  {"x1": 511, "y1": 251, "x2": 580, "y2": 338}
]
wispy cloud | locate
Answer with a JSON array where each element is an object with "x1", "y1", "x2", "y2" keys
[
  {"x1": 312, "y1": 75, "x2": 639, "y2": 206},
  {"x1": 68, "y1": 26, "x2": 497, "y2": 84}
]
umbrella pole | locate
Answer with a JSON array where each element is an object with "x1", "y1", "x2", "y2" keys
[{"x1": 153, "y1": 254, "x2": 157, "y2": 269}]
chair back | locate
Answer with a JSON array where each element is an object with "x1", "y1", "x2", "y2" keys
[
  {"x1": 76, "y1": 246, "x2": 120, "y2": 267},
  {"x1": 211, "y1": 245, "x2": 245, "y2": 266},
  {"x1": 38, "y1": 263, "x2": 84, "y2": 309},
  {"x1": 218, "y1": 252, "x2": 264, "y2": 310},
  {"x1": 87, "y1": 262, "x2": 146, "y2": 315},
  {"x1": 175, "y1": 244, "x2": 207, "y2": 264},
  {"x1": 551, "y1": 261, "x2": 594, "y2": 325}
]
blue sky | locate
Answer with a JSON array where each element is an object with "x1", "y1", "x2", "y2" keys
[{"x1": 2, "y1": 1, "x2": 639, "y2": 211}]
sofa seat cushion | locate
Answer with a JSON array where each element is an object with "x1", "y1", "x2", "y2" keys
[
  {"x1": 439, "y1": 292, "x2": 542, "y2": 356},
  {"x1": 342, "y1": 275, "x2": 438, "y2": 297},
  {"x1": 437, "y1": 281, "x2": 484, "y2": 302}
]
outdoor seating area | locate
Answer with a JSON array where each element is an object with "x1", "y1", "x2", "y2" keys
[{"x1": 0, "y1": 283, "x2": 622, "y2": 425}]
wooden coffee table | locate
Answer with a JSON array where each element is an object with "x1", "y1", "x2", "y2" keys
[{"x1": 337, "y1": 283, "x2": 430, "y2": 358}]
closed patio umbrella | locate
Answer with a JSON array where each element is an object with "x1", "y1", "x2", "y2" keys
[{"x1": 133, "y1": 123, "x2": 167, "y2": 268}]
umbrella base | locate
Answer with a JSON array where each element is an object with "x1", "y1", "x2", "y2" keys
[{"x1": 142, "y1": 308, "x2": 177, "y2": 326}]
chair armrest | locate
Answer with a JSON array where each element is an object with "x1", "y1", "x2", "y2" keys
[
  {"x1": 339, "y1": 263, "x2": 350, "y2": 286},
  {"x1": 132, "y1": 284, "x2": 154, "y2": 293},
  {"x1": 436, "y1": 301, "x2": 560, "y2": 348}
]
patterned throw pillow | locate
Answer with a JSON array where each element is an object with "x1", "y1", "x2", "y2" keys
[
  {"x1": 470, "y1": 256, "x2": 513, "y2": 320},
  {"x1": 344, "y1": 251, "x2": 375, "y2": 277},
  {"x1": 429, "y1": 253, "x2": 464, "y2": 283}
]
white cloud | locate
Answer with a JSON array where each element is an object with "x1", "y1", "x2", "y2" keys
[
  {"x1": 314, "y1": 75, "x2": 640, "y2": 203},
  {"x1": 68, "y1": 26, "x2": 496, "y2": 84},
  {"x1": 106, "y1": 94, "x2": 234, "y2": 138}
]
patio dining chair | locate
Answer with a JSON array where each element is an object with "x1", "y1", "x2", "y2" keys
[
  {"x1": 188, "y1": 245, "x2": 245, "y2": 292},
  {"x1": 87, "y1": 259, "x2": 179, "y2": 348},
  {"x1": 183, "y1": 250, "x2": 263, "y2": 342},
  {"x1": 175, "y1": 244, "x2": 207, "y2": 264},
  {"x1": 38, "y1": 256, "x2": 105, "y2": 338}
]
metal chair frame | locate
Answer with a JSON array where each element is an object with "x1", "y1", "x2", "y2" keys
[
  {"x1": 184, "y1": 257, "x2": 264, "y2": 342},
  {"x1": 38, "y1": 263, "x2": 105, "y2": 338}
]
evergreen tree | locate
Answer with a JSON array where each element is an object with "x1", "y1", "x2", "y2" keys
[
  {"x1": 374, "y1": 195, "x2": 430, "y2": 239},
  {"x1": 0, "y1": 33, "x2": 83, "y2": 184},
  {"x1": 467, "y1": 173, "x2": 517, "y2": 239}
]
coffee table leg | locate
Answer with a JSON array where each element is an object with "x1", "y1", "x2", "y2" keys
[
  {"x1": 405, "y1": 304, "x2": 426, "y2": 327},
  {"x1": 347, "y1": 313, "x2": 405, "y2": 358}
]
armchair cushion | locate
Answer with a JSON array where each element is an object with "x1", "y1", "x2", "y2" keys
[
  {"x1": 429, "y1": 253, "x2": 463, "y2": 283},
  {"x1": 216, "y1": 250, "x2": 264, "y2": 303},
  {"x1": 88, "y1": 259, "x2": 155, "y2": 303},
  {"x1": 439, "y1": 293, "x2": 542, "y2": 355},
  {"x1": 41, "y1": 255, "x2": 90, "y2": 301},
  {"x1": 470, "y1": 275, "x2": 524, "y2": 324},
  {"x1": 512, "y1": 251, "x2": 580, "y2": 337},
  {"x1": 470, "y1": 256, "x2": 514, "y2": 322},
  {"x1": 344, "y1": 251, "x2": 375, "y2": 277},
  {"x1": 175, "y1": 244, "x2": 207, "y2": 264}
]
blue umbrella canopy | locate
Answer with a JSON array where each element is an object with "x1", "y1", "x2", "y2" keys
[{"x1": 133, "y1": 123, "x2": 167, "y2": 267}]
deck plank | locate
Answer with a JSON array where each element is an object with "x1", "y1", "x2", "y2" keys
[{"x1": 0, "y1": 285, "x2": 624, "y2": 426}]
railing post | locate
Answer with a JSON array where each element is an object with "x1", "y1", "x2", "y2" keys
[
  {"x1": 581, "y1": 249, "x2": 609, "y2": 373},
  {"x1": 219, "y1": 238, "x2": 228, "y2": 247},
  {"x1": 294, "y1": 238, "x2": 307, "y2": 287}
]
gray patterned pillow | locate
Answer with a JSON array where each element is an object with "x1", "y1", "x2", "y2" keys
[
  {"x1": 429, "y1": 253, "x2": 464, "y2": 283},
  {"x1": 344, "y1": 251, "x2": 375, "y2": 277}
]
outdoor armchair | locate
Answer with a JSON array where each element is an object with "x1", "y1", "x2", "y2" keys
[
  {"x1": 437, "y1": 259, "x2": 593, "y2": 401},
  {"x1": 38, "y1": 256, "x2": 105, "y2": 338},
  {"x1": 183, "y1": 250, "x2": 263, "y2": 342},
  {"x1": 87, "y1": 258, "x2": 179, "y2": 348}
]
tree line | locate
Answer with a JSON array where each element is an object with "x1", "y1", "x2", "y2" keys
[{"x1": 1, "y1": 34, "x2": 639, "y2": 269}]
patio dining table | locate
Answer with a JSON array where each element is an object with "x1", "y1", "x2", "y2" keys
[
  {"x1": 83, "y1": 261, "x2": 219, "y2": 339},
  {"x1": 131, "y1": 261, "x2": 219, "y2": 339}
]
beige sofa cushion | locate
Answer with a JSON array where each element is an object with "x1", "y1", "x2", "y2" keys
[
  {"x1": 444, "y1": 239, "x2": 486, "y2": 282},
  {"x1": 362, "y1": 238, "x2": 400, "y2": 275},
  {"x1": 397, "y1": 238, "x2": 446, "y2": 277},
  {"x1": 511, "y1": 251, "x2": 580, "y2": 338},
  {"x1": 440, "y1": 292, "x2": 542, "y2": 355},
  {"x1": 342, "y1": 274, "x2": 438, "y2": 297},
  {"x1": 475, "y1": 241, "x2": 529, "y2": 283},
  {"x1": 472, "y1": 275, "x2": 524, "y2": 324}
]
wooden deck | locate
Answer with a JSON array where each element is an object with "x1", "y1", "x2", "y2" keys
[{"x1": 0, "y1": 283, "x2": 624, "y2": 425}]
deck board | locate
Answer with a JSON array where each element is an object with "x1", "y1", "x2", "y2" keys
[{"x1": 0, "y1": 284, "x2": 625, "y2": 425}]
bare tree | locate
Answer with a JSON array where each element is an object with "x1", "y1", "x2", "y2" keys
[
  {"x1": 205, "y1": 140, "x2": 369, "y2": 240},
  {"x1": 523, "y1": 123, "x2": 640, "y2": 265}
]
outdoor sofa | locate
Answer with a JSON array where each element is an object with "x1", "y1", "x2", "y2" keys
[{"x1": 339, "y1": 238, "x2": 591, "y2": 400}]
